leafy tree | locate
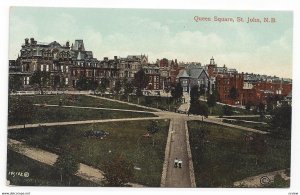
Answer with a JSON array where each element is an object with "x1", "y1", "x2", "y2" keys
[
  {"x1": 97, "y1": 78, "x2": 110, "y2": 94},
  {"x1": 114, "y1": 80, "x2": 122, "y2": 95},
  {"x1": 9, "y1": 74, "x2": 22, "y2": 93},
  {"x1": 190, "y1": 85, "x2": 200, "y2": 103},
  {"x1": 147, "y1": 120, "x2": 160, "y2": 146},
  {"x1": 8, "y1": 97, "x2": 34, "y2": 128},
  {"x1": 124, "y1": 79, "x2": 134, "y2": 96},
  {"x1": 54, "y1": 152, "x2": 79, "y2": 186},
  {"x1": 229, "y1": 87, "x2": 238, "y2": 100},
  {"x1": 90, "y1": 79, "x2": 99, "y2": 94},
  {"x1": 75, "y1": 75, "x2": 91, "y2": 91},
  {"x1": 30, "y1": 70, "x2": 50, "y2": 94},
  {"x1": 189, "y1": 100, "x2": 208, "y2": 120},
  {"x1": 199, "y1": 85, "x2": 206, "y2": 96},
  {"x1": 222, "y1": 105, "x2": 233, "y2": 116},
  {"x1": 207, "y1": 92, "x2": 217, "y2": 114},
  {"x1": 171, "y1": 82, "x2": 183, "y2": 102},
  {"x1": 133, "y1": 69, "x2": 149, "y2": 96},
  {"x1": 270, "y1": 105, "x2": 292, "y2": 138},
  {"x1": 103, "y1": 154, "x2": 134, "y2": 186},
  {"x1": 53, "y1": 75, "x2": 61, "y2": 90}
]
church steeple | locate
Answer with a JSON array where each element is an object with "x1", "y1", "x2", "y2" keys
[{"x1": 210, "y1": 56, "x2": 215, "y2": 65}]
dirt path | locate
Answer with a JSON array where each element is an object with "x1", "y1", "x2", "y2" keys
[{"x1": 8, "y1": 139, "x2": 144, "y2": 187}]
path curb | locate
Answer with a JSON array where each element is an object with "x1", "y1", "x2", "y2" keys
[
  {"x1": 184, "y1": 121, "x2": 196, "y2": 187},
  {"x1": 160, "y1": 119, "x2": 173, "y2": 187}
]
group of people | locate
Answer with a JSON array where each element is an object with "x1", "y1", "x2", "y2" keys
[{"x1": 174, "y1": 158, "x2": 182, "y2": 168}]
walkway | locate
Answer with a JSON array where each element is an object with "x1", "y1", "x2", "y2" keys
[
  {"x1": 86, "y1": 94, "x2": 161, "y2": 112},
  {"x1": 165, "y1": 118, "x2": 192, "y2": 187},
  {"x1": 8, "y1": 139, "x2": 144, "y2": 187},
  {"x1": 7, "y1": 117, "x2": 166, "y2": 130},
  {"x1": 33, "y1": 104, "x2": 157, "y2": 114}
]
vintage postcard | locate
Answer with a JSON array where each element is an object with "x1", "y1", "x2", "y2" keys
[{"x1": 7, "y1": 7, "x2": 292, "y2": 188}]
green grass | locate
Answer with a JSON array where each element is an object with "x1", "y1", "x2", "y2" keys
[
  {"x1": 188, "y1": 120, "x2": 290, "y2": 187},
  {"x1": 203, "y1": 101, "x2": 253, "y2": 116},
  {"x1": 103, "y1": 94, "x2": 181, "y2": 111},
  {"x1": 222, "y1": 119, "x2": 270, "y2": 131},
  {"x1": 8, "y1": 105, "x2": 156, "y2": 126},
  {"x1": 7, "y1": 149, "x2": 98, "y2": 186},
  {"x1": 8, "y1": 120, "x2": 170, "y2": 187},
  {"x1": 9, "y1": 94, "x2": 153, "y2": 111}
]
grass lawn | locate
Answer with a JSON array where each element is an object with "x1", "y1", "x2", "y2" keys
[
  {"x1": 8, "y1": 106, "x2": 156, "y2": 126},
  {"x1": 222, "y1": 119, "x2": 270, "y2": 132},
  {"x1": 7, "y1": 149, "x2": 98, "y2": 186},
  {"x1": 8, "y1": 120, "x2": 170, "y2": 187},
  {"x1": 9, "y1": 94, "x2": 153, "y2": 111},
  {"x1": 188, "y1": 121, "x2": 290, "y2": 187},
  {"x1": 103, "y1": 94, "x2": 181, "y2": 111},
  {"x1": 221, "y1": 116, "x2": 270, "y2": 123},
  {"x1": 202, "y1": 100, "x2": 253, "y2": 116}
]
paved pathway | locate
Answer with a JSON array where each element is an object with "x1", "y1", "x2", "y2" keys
[
  {"x1": 8, "y1": 117, "x2": 166, "y2": 130},
  {"x1": 165, "y1": 118, "x2": 192, "y2": 187},
  {"x1": 34, "y1": 104, "x2": 157, "y2": 114},
  {"x1": 86, "y1": 94, "x2": 161, "y2": 112},
  {"x1": 8, "y1": 139, "x2": 144, "y2": 187}
]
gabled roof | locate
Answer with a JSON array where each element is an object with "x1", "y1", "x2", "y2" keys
[{"x1": 177, "y1": 69, "x2": 190, "y2": 78}]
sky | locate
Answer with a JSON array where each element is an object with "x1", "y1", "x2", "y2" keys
[{"x1": 9, "y1": 7, "x2": 293, "y2": 78}]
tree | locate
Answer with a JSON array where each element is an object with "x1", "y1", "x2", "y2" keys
[
  {"x1": 8, "y1": 97, "x2": 34, "y2": 128},
  {"x1": 207, "y1": 92, "x2": 217, "y2": 114},
  {"x1": 54, "y1": 152, "x2": 79, "y2": 186},
  {"x1": 75, "y1": 75, "x2": 90, "y2": 91},
  {"x1": 147, "y1": 120, "x2": 160, "y2": 146},
  {"x1": 222, "y1": 105, "x2": 233, "y2": 116},
  {"x1": 189, "y1": 100, "x2": 209, "y2": 120},
  {"x1": 229, "y1": 87, "x2": 238, "y2": 100},
  {"x1": 53, "y1": 75, "x2": 61, "y2": 90},
  {"x1": 190, "y1": 85, "x2": 200, "y2": 103},
  {"x1": 270, "y1": 105, "x2": 292, "y2": 138},
  {"x1": 9, "y1": 75, "x2": 22, "y2": 93},
  {"x1": 113, "y1": 80, "x2": 122, "y2": 95},
  {"x1": 103, "y1": 154, "x2": 134, "y2": 186},
  {"x1": 199, "y1": 85, "x2": 206, "y2": 96},
  {"x1": 97, "y1": 78, "x2": 110, "y2": 94},
  {"x1": 30, "y1": 70, "x2": 50, "y2": 94},
  {"x1": 124, "y1": 79, "x2": 134, "y2": 96},
  {"x1": 133, "y1": 69, "x2": 149, "y2": 96},
  {"x1": 171, "y1": 82, "x2": 183, "y2": 102},
  {"x1": 258, "y1": 102, "x2": 265, "y2": 114}
]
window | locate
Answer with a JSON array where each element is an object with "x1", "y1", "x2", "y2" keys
[
  {"x1": 46, "y1": 65, "x2": 49, "y2": 72},
  {"x1": 65, "y1": 78, "x2": 69, "y2": 85},
  {"x1": 61, "y1": 65, "x2": 64, "y2": 72},
  {"x1": 66, "y1": 66, "x2": 69, "y2": 73}
]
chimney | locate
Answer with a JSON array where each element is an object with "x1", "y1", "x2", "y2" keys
[
  {"x1": 25, "y1": 38, "x2": 29, "y2": 45},
  {"x1": 66, "y1": 41, "x2": 70, "y2": 47},
  {"x1": 30, "y1": 38, "x2": 35, "y2": 44},
  {"x1": 114, "y1": 56, "x2": 118, "y2": 60}
]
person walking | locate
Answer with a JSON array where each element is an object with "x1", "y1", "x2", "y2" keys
[
  {"x1": 174, "y1": 158, "x2": 178, "y2": 168},
  {"x1": 178, "y1": 159, "x2": 182, "y2": 168}
]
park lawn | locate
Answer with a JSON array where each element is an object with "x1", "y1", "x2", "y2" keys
[
  {"x1": 188, "y1": 121, "x2": 290, "y2": 187},
  {"x1": 221, "y1": 116, "x2": 270, "y2": 123},
  {"x1": 8, "y1": 120, "x2": 170, "y2": 187},
  {"x1": 103, "y1": 94, "x2": 181, "y2": 111},
  {"x1": 9, "y1": 94, "x2": 153, "y2": 111},
  {"x1": 8, "y1": 106, "x2": 156, "y2": 126},
  {"x1": 202, "y1": 100, "x2": 253, "y2": 116},
  {"x1": 7, "y1": 150, "x2": 98, "y2": 186},
  {"x1": 222, "y1": 119, "x2": 270, "y2": 132}
]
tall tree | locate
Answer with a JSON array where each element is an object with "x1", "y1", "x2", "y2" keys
[
  {"x1": 8, "y1": 97, "x2": 34, "y2": 128},
  {"x1": 113, "y1": 80, "x2": 122, "y2": 95},
  {"x1": 270, "y1": 105, "x2": 292, "y2": 138},
  {"x1": 30, "y1": 69, "x2": 50, "y2": 94},
  {"x1": 189, "y1": 100, "x2": 209, "y2": 120},
  {"x1": 9, "y1": 75, "x2": 23, "y2": 93},
  {"x1": 97, "y1": 78, "x2": 110, "y2": 94},
  {"x1": 54, "y1": 152, "x2": 79, "y2": 186},
  {"x1": 171, "y1": 82, "x2": 183, "y2": 102},
  {"x1": 103, "y1": 154, "x2": 134, "y2": 186},
  {"x1": 207, "y1": 92, "x2": 217, "y2": 114},
  {"x1": 190, "y1": 85, "x2": 200, "y2": 103},
  {"x1": 146, "y1": 120, "x2": 160, "y2": 146},
  {"x1": 124, "y1": 80, "x2": 134, "y2": 96},
  {"x1": 229, "y1": 87, "x2": 238, "y2": 100},
  {"x1": 133, "y1": 69, "x2": 149, "y2": 96}
]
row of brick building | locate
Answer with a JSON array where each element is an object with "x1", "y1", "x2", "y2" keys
[{"x1": 9, "y1": 38, "x2": 292, "y2": 106}]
